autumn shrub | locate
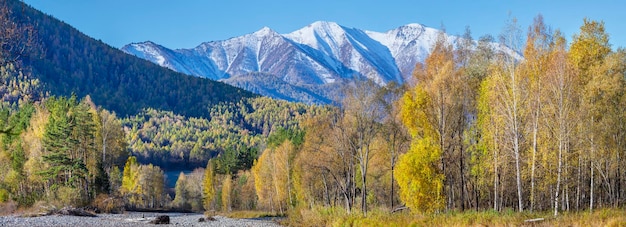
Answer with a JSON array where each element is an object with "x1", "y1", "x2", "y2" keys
[
  {"x1": 225, "y1": 210, "x2": 282, "y2": 219},
  {"x1": 0, "y1": 188, "x2": 9, "y2": 203},
  {"x1": 92, "y1": 194, "x2": 124, "y2": 213},
  {"x1": 54, "y1": 186, "x2": 85, "y2": 207}
]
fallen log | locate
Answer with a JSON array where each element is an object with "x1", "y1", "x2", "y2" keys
[
  {"x1": 524, "y1": 218, "x2": 545, "y2": 223},
  {"x1": 49, "y1": 207, "x2": 97, "y2": 217}
]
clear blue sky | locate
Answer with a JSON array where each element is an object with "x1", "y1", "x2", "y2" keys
[{"x1": 23, "y1": 0, "x2": 626, "y2": 49}]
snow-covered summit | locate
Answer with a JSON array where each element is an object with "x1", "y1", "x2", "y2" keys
[{"x1": 121, "y1": 21, "x2": 515, "y2": 104}]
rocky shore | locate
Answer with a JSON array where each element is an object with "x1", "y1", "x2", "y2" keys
[{"x1": 0, "y1": 212, "x2": 283, "y2": 227}]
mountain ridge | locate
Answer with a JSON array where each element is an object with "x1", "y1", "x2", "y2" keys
[{"x1": 123, "y1": 21, "x2": 519, "y2": 104}]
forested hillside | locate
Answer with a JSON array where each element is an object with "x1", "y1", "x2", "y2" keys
[
  {"x1": 8, "y1": 0, "x2": 255, "y2": 118},
  {"x1": 0, "y1": 0, "x2": 335, "y2": 211},
  {"x1": 122, "y1": 97, "x2": 333, "y2": 170}
]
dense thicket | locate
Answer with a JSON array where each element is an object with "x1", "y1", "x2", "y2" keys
[{"x1": 7, "y1": 0, "x2": 256, "y2": 118}]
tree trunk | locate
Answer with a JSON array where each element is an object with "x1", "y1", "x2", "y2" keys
[
  {"x1": 576, "y1": 154, "x2": 581, "y2": 211},
  {"x1": 555, "y1": 135, "x2": 563, "y2": 216},
  {"x1": 514, "y1": 134, "x2": 523, "y2": 212},
  {"x1": 590, "y1": 160, "x2": 594, "y2": 211},
  {"x1": 361, "y1": 165, "x2": 367, "y2": 215},
  {"x1": 460, "y1": 144, "x2": 466, "y2": 211},
  {"x1": 322, "y1": 173, "x2": 330, "y2": 206},
  {"x1": 531, "y1": 108, "x2": 538, "y2": 212},
  {"x1": 493, "y1": 134, "x2": 499, "y2": 211},
  {"x1": 390, "y1": 155, "x2": 395, "y2": 210}
]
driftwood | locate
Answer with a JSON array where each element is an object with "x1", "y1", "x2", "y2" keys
[
  {"x1": 391, "y1": 206, "x2": 408, "y2": 213},
  {"x1": 524, "y1": 218, "x2": 545, "y2": 223},
  {"x1": 49, "y1": 207, "x2": 97, "y2": 217},
  {"x1": 205, "y1": 216, "x2": 216, "y2": 221}
]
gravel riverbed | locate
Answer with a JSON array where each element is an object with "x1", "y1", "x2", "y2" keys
[{"x1": 0, "y1": 212, "x2": 283, "y2": 227}]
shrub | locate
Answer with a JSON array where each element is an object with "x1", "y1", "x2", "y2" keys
[
  {"x1": 0, "y1": 188, "x2": 9, "y2": 203},
  {"x1": 92, "y1": 194, "x2": 124, "y2": 214}
]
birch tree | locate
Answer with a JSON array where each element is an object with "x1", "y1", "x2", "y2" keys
[{"x1": 543, "y1": 32, "x2": 577, "y2": 215}]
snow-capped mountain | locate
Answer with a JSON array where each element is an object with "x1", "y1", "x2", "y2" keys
[{"x1": 122, "y1": 21, "x2": 516, "y2": 104}]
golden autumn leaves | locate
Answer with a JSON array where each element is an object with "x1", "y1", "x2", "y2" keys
[{"x1": 396, "y1": 16, "x2": 626, "y2": 215}]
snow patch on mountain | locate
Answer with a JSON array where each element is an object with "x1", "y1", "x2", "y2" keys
[{"x1": 122, "y1": 21, "x2": 519, "y2": 104}]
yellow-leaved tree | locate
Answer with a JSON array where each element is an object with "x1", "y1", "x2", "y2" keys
[
  {"x1": 202, "y1": 160, "x2": 216, "y2": 211},
  {"x1": 221, "y1": 174, "x2": 232, "y2": 212},
  {"x1": 252, "y1": 149, "x2": 277, "y2": 212},
  {"x1": 396, "y1": 80, "x2": 444, "y2": 213},
  {"x1": 394, "y1": 137, "x2": 444, "y2": 213}
]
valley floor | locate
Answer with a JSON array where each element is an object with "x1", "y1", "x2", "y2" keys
[{"x1": 0, "y1": 212, "x2": 283, "y2": 227}]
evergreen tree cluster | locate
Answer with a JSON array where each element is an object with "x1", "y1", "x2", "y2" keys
[
  {"x1": 0, "y1": 95, "x2": 128, "y2": 207},
  {"x1": 7, "y1": 0, "x2": 256, "y2": 118}
]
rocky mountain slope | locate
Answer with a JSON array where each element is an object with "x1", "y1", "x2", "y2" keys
[{"x1": 123, "y1": 21, "x2": 517, "y2": 104}]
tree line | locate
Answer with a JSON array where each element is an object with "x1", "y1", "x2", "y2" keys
[{"x1": 196, "y1": 16, "x2": 625, "y2": 217}]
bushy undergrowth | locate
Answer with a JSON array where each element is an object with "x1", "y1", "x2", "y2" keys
[
  {"x1": 91, "y1": 194, "x2": 125, "y2": 214},
  {"x1": 221, "y1": 210, "x2": 284, "y2": 219}
]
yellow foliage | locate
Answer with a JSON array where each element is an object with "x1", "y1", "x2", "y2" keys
[
  {"x1": 202, "y1": 160, "x2": 216, "y2": 211},
  {"x1": 394, "y1": 137, "x2": 444, "y2": 213},
  {"x1": 221, "y1": 174, "x2": 232, "y2": 212},
  {"x1": 252, "y1": 149, "x2": 275, "y2": 211},
  {"x1": 569, "y1": 18, "x2": 611, "y2": 79},
  {"x1": 400, "y1": 87, "x2": 433, "y2": 138},
  {"x1": 251, "y1": 142, "x2": 293, "y2": 213},
  {"x1": 22, "y1": 106, "x2": 49, "y2": 184},
  {"x1": 272, "y1": 141, "x2": 293, "y2": 210}
]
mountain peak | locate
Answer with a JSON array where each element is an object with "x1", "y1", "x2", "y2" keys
[
  {"x1": 253, "y1": 26, "x2": 275, "y2": 36},
  {"x1": 286, "y1": 21, "x2": 347, "y2": 46},
  {"x1": 124, "y1": 21, "x2": 516, "y2": 105},
  {"x1": 309, "y1": 21, "x2": 340, "y2": 28},
  {"x1": 401, "y1": 23, "x2": 425, "y2": 29},
  {"x1": 294, "y1": 21, "x2": 345, "y2": 35}
]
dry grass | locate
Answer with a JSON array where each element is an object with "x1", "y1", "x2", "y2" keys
[
  {"x1": 0, "y1": 201, "x2": 17, "y2": 215},
  {"x1": 221, "y1": 210, "x2": 284, "y2": 219},
  {"x1": 283, "y1": 206, "x2": 626, "y2": 227},
  {"x1": 91, "y1": 194, "x2": 124, "y2": 214}
]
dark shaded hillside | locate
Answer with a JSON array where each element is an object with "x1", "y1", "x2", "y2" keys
[{"x1": 9, "y1": 0, "x2": 256, "y2": 117}]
